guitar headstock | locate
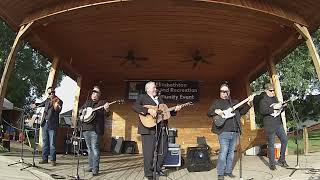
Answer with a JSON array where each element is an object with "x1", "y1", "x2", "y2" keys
[
  {"x1": 182, "y1": 101, "x2": 193, "y2": 107},
  {"x1": 116, "y1": 99, "x2": 125, "y2": 104}
]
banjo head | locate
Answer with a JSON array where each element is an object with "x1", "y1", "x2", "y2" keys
[{"x1": 81, "y1": 107, "x2": 93, "y2": 121}]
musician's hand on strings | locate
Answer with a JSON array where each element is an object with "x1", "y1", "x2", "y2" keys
[
  {"x1": 174, "y1": 105, "x2": 182, "y2": 112},
  {"x1": 215, "y1": 109, "x2": 224, "y2": 116},
  {"x1": 104, "y1": 102, "x2": 110, "y2": 111},
  {"x1": 31, "y1": 103, "x2": 36, "y2": 109},
  {"x1": 273, "y1": 103, "x2": 282, "y2": 110},
  {"x1": 148, "y1": 108, "x2": 157, "y2": 118},
  {"x1": 247, "y1": 95, "x2": 254, "y2": 106}
]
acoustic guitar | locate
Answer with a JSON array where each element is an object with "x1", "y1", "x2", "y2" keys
[{"x1": 139, "y1": 102, "x2": 193, "y2": 128}]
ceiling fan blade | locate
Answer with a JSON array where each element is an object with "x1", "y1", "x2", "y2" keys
[
  {"x1": 112, "y1": 55, "x2": 125, "y2": 59},
  {"x1": 120, "y1": 60, "x2": 128, "y2": 66},
  {"x1": 202, "y1": 60, "x2": 211, "y2": 64},
  {"x1": 192, "y1": 62, "x2": 198, "y2": 68},
  {"x1": 180, "y1": 60, "x2": 194, "y2": 62},
  {"x1": 203, "y1": 53, "x2": 215, "y2": 59},
  {"x1": 135, "y1": 57, "x2": 148, "y2": 61}
]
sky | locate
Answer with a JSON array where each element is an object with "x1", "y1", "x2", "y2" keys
[
  {"x1": 55, "y1": 76, "x2": 77, "y2": 113},
  {"x1": 35, "y1": 76, "x2": 77, "y2": 113}
]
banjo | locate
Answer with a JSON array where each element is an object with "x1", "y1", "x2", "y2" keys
[{"x1": 79, "y1": 99, "x2": 124, "y2": 123}]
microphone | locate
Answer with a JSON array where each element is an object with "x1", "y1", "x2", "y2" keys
[{"x1": 157, "y1": 89, "x2": 163, "y2": 96}]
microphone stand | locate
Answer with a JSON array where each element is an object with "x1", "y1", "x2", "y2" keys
[
  {"x1": 152, "y1": 103, "x2": 161, "y2": 180},
  {"x1": 71, "y1": 91, "x2": 90, "y2": 180},
  {"x1": 228, "y1": 94, "x2": 245, "y2": 180},
  {"x1": 20, "y1": 109, "x2": 47, "y2": 171},
  {"x1": 286, "y1": 100, "x2": 318, "y2": 177},
  {"x1": 7, "y1": 110, "x2": 30, "y2": 169}
]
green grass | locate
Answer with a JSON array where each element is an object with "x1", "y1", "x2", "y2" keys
[{"x1": 288, "y1": 129, "x2": 320, "y2": 154}]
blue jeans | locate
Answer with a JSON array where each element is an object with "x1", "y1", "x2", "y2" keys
[
  {"x1": 42, "y1": 121, "x2": 57, "y2": 161},
  {"x1": 267, "y1": 126, "x2": 288, "y2": 165},
  {"x1": 217, "y1": 132, "x2": 239, "y2": 176},
  {"x1": 83, "y1": 131, "x2": 101, "y2": 173}
]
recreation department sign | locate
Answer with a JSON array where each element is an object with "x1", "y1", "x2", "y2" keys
[{"x1": 126, "y1": 80, "x2": 199, "y2": 102}]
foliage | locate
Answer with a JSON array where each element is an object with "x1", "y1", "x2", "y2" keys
[{"x1": 0, "y1": 20, "x2": 63, "y2": 110}]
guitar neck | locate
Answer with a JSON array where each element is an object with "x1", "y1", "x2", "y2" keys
[
  {"x1": 166, "y1": 102, "x2": 190, "y2": 112},
  {"x1": 92, "y1": 101, "x2": 117, "y2": 111},
  {"x1": 232, "y1": 96, "x2": 252, "y2": 110}
]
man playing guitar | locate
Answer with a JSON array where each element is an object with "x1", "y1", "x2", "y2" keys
[{"x1": 132, "y1": 81, "x2": 181, "y2": 180}]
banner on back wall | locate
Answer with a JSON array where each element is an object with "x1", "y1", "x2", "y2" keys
[{"x1": 126, "y1": 80, "x2": 199, "y2": 102}]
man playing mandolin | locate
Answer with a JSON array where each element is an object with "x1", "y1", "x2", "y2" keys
[
  {"x1": 79, "y1": 85, "x2": 109, "y2": 176},
  {"x1": 132, "y1": 81, "x2": 182, "y2": 180},
  {"x1": 207, "y1": 82, "x2": 253, "y2": 180}
]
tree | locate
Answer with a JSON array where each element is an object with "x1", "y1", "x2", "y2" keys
[
  {"x1": 0, "y1": 20, "x2": 63, "y2": 110},
  {"x1": 251, "y1": 29, "x2": 320, "y2": 128}
]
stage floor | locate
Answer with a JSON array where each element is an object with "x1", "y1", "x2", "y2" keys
[{"x1": 1, "y1": 141, "x2": 320, "y2": 180}]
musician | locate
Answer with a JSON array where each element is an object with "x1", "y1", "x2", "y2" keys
[
  {"x1": 79, "y1": 85, "x2": 109, "y2": 176},
  {"x1": 132, "y1": 81, "x2": 181, "y2": 180},
  {"x1": 259, "y1": 83, "x2": 288, "y2": 170},
  {"x1": 207, "y1": 82, "x2": 253, "y2": 180},
  {"x1": 31, "y1": 87, "x2": 63, "y2": 166}
]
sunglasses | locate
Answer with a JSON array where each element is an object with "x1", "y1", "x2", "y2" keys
[
  {"x1": 268, "y1": 89, "x2": 275, "y2": 92},
  {"x1": 220, "y1": 90, "x2": 229, "y2": 93},
  {"x1": 48, "y1": 91, "x2": 55, "y2": 95},
  {"x1": 92, "y1": 90, "x2": 100, "y2": 94}
]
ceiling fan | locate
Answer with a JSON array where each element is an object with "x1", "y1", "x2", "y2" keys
[
  {"x1": 181, "y1": 49, "x2": 215, "y2": 68},
  {"x1": 112, "y1": 50, "x2": 148, "y2": 67}
]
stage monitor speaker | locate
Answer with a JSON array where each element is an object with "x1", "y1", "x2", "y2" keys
[
  {"x1": 113, "y1": 137, "x2": 124, "y2": 154},
  {"x1": 186, "y1": 147, "x2": 212, "y2": 172},
  {"x1": 121, "y1": 141, "x2": 138, "y2": 154}
]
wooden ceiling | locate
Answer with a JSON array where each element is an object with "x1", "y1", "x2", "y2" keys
[{"x1": 1, "y1": 0, "x2": 320, "y2": 81}]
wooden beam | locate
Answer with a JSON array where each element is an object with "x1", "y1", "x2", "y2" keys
[
  {"x1": 45, "y1": 56, "x2": 60, "y2": 90},
  {"x1": 0, "y1": 22, "x2": 33, "y2": 123},
  {"x1": 303, "y1": 127, "x2": 309, "y2": 155},
  {"x1": 293, "y1": 23, "x2": 308, "y2": 40},
  {"x1": 294, "y1": 23, "x2": 320, "y2": 81},
  {"x1": 245, "y1": 77, "x2": 256, "y2": 130},
  {"x1": 21, "y1": 0, "x2": 308, "y2": 27},
  {"x1": 38, "y1": 56, "x2": 60, "y2": 148},
  {"x1": 71, "y1": 76, "x2": 82, "y2": 128},
  {"x1": 267, "y1": 57, "x2": 287, "y2": 132}
]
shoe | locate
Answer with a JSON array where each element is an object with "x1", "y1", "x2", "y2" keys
[
  {"x1": 225, "y1": 173, "x2": 236, "y2": 178},
  {"x1": 92, "y1": 171, "x2": 98, "y2": 176},
  {"x1": 269, "y1": 165, "x2": 277, "y2": 170},
  {"x1": 39, "y1": 160, "x2": 48, "y2": 164},
  {"x1": 145, "y1": 176, "x2": 153, "y2": 180},
  {"x1": 218, "y1": 175, "x2": 225, "y2": 180},
  {"x1": 156, "y1": 170, "x2": 166, "y2": 176},
  {"x1": 51, "y1": 161, "x2": 56, "y2": 166},
  {"x1": 278, "y1": 160, "x2": 289, "y2": 167}
]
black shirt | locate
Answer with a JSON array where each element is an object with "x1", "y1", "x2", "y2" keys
[
  {"x1": 259, "y1": 94, "x2": 283, "y2": 133},
  {"x1": 207, "y1": 98, "x2": 250, "y2": 134}
]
